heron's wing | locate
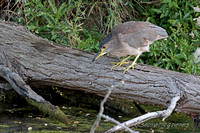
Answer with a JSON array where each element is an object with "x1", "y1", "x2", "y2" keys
[{"x1": 113, "y1": 22, "x2": 168, "y2": 49}]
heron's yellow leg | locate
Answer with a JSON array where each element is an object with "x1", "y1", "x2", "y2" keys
[
  {"x1": 123, "y1": 54, "x2": 141, "y2": 74},
  {"x1": 110, "y1": 55, "x2": 132, "y2": 71}
]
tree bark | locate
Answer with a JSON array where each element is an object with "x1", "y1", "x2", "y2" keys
[{"x1": 0, "y1": 21, "x2": 200, "y2": 119}]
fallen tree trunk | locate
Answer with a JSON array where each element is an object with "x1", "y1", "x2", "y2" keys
[{"x1": 0, "y1": 21, "x2": 200, "y2": 119}]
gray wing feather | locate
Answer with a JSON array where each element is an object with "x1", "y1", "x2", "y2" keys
[{"x1": 119, "y1": 23, "x2": 168, "y2": 48}]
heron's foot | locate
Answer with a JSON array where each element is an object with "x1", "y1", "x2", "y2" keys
[
  {"x1": 110, "y1": 61, "x2": 130, "y2": 71},
  {"x1": 110, "y1": 62, "x2": 129, "y2": 65},
  {"x1": 110, "y1": 55, "x2": 132, "y2": 71},
  {"x1": 122, "y1": 63, "x2": 136, "y2": 74}
]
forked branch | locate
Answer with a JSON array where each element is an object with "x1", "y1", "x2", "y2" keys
[{"x1": 105, "y1": 95, "x2": 180, "y2": 133}]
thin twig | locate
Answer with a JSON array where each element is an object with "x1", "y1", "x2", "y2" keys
[{"x1": 90, "y1": 81, "x2": 124, "y2": 133}]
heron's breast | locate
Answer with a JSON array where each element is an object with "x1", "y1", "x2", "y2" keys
[{"x1": 109, "y1": 42, "x2": 143, "y2": 57}]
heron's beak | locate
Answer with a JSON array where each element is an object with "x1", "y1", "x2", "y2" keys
[{"x1": 92, "y1": 48, "x2": 105, "y2": 62}]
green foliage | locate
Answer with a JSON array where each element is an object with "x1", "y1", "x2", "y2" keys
[
  {"x1": 138, "y1": 0, "x2": 200, "y2": 75},
  {"x1": 77, "y1": 28, "x2": 101, "y2": 52},
  {"x1": 9, "y1": 0, "x2": 200, "y2": 75},
  {"x1": 15, "y1": 0, "x2": 83, "y2": 46},
  {"x1": 13, "y1": 0, "x2": 138, "y2": 50}
]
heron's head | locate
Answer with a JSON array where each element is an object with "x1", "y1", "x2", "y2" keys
[{"x1": 92, "y1": 34, "x2": 113, "y2": 62}]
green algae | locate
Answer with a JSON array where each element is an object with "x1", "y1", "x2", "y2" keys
[{"x1": 0, "y1": 88, "x2": 195, "y2": 132}]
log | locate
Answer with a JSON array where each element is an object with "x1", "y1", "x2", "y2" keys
[{"x1": 0, "y1": 20, "x2": 200, "y2": 119}]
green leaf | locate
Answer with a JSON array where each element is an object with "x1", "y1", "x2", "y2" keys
[
  {"x1": 168, "y1": 19, "x2": 176, "y2": 24},
  {"x1": 162, "y1": 58, "x2": 171, "y2": 62},
  {"x1": 48, "y1": 0, "x2": 57, "y2": 15},
  {"x1": 183, "y1": 12, "x2": 191, "y2": 20},
  {"x1": 27, "y1": 24, "x2": 36, "y2": 30},
  {"x1": 161, "y1": 0, "x2": 171, "y2": 4},
  {"x1": 160, "y1": 14, "x2": 165, "y2": 18},
  {"x1": 57, "y1": 2, "x2": 68, "y2": 19},
  {"x1": 151, "y1": 8, "x2": 162, "y2": 14},
  {"x1": 166, "y1": 62, "x2": 172, "y2": 69},
  {"x1": 175, "y1": 53, "x2": 187, "y2": 60},
  {"x1": 169, "y1": 2, "x2": 179, "y2": 8}
]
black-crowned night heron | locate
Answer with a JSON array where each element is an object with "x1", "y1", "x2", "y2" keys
[{"x1": 92, "y1": 21, "x2": 168, "y2": 74}]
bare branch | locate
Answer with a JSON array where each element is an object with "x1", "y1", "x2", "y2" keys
[
  {"x1": 101, "y1": 114, "x2": 138, "y2": 133},
  {"x1": 162, "y1": 95, "x2": 180, "y2": 121},
  {"x1": 106, "y1": 95, "x2": 180, "y2": 132}
]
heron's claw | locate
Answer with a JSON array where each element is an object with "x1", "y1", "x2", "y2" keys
[
  {"x1": 122, "y1": 54, "x2": 141, "y2": 74},
  {"x1": 110, "y1": 55, "x2": 132, "y2": 71},
  {"x1": 122, "y1": 63, "x2": 136, "y2": 74},
  {"x1": 110, "y1": 61, "x2": 129, "y2": 71}
]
